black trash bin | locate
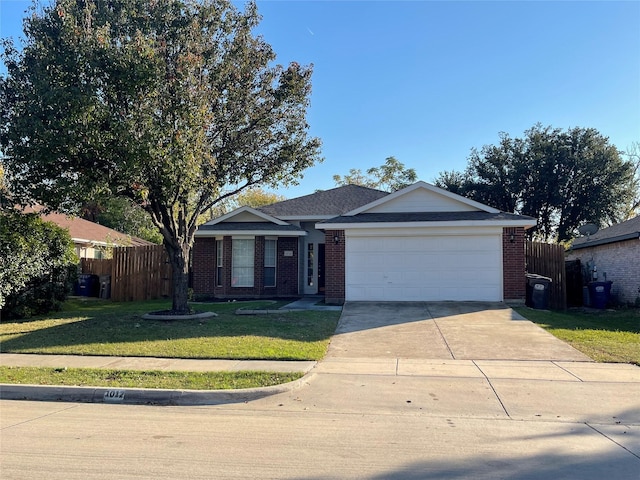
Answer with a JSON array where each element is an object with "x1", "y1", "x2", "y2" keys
[
  {"x1": 588, "y1": 281, "x2": 612, "y2": 309},
  {"x1": 75, "y1": 274, "x2": 99, "y2": 297},
  {"x1": 99, "y1": 275, "x2": 111, "y2": 299},
  {"x1": 526, "y1": 274, "x2": 552, "y2": 309}
]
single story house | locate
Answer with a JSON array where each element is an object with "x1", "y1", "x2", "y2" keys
[
  {"x1": 566, "y1": 215, "x2": 640, "y2": 305},
  {"x1": 192, "y1": 181, "x2": 536, "y2": 304},
  {"x1": 24, "y1": 206, "x2": 153, "y2": 259}
]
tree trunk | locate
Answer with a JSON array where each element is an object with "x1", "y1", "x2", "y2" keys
[{"x1": 165, "y1": 241, "x2": 191, "y2": 314}]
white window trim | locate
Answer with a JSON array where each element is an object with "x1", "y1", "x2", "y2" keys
[
  {"x1": 264, "y1": 238, "x2": 277, "y2": 287},
  {"x1": 216, "y1": 239, "x2": 223, "y2": 287},
  {"x1": 232, "y1": 238, "x2": 255, "y2": 287}
]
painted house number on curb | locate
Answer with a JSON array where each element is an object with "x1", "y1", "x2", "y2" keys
[{"x1": 103, "y1": 390, "x2": 125, "y2": 403}]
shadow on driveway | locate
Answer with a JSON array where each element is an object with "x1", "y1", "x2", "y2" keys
[{"x1": 328, "y1": 302, "x2": 591, "y2": 361}]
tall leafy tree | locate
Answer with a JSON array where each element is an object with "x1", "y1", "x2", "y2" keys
[
  {"x1": 434, "y1": 125, "x2": 636, "y2": 242},
  {"x1": 622, "y1": 141, "x2": 640, "y2": 218},
  {"x1": 82, "y1": 197, "x2": 163, "y2": 244},
  {"x1": 333, "y1": 156, "x2": 417, "y2": 192},
  {"x1": 203, "y1": 187, "x2": 287, "y2": 220},
  {"x1": 0, "y1": 0, "x2": 321, "y2": 313}
]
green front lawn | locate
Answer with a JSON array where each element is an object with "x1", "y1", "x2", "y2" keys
[
  {"x1": 0, "y1": 298, "x2": 341, "y2": 361},
  {"x1": 515, "y1": 307, "x2": 640, "y2": 365}
]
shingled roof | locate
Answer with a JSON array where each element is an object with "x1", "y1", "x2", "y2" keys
[
  {"x1": 24, "y1": 206, "x2": 154, "y2": 247},
  {"x1": 571, "y1": 215, "x2": 640, "y2": 250},
  {"x1": 197, "y1": 222, "x2": 306, "y2": 234},
  {"x1": 258, "y1": 184, "x2": 388, "y2": 218}
]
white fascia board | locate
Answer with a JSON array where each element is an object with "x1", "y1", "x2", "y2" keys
[
  {"x1": 345, "y1": 226, "x2": 505, "y2": 237},
  {"x1": 73, "y1": 238, "x2": 112, "y2": 246},
  {"x1": 72, "y1": 238, "x2": 93, "y2": 244},
  {"x1": 345, "y1": 181, "x2": 500, "y2": 215},
  {"x1": 202, "y1": 206, "x2": 289, "y2": 226},
  {"x1": 195, "y1": 230, "x2": 307, "y2": 237},
  {"x1": 322, "y1": 219, "x2": 536, "y2": 230}
]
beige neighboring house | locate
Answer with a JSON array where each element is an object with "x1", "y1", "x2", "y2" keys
[
  {"x1": 567, "y1": 215, "x2": 640, "y2": 305},
  {"x1": 24, "y1": 206, "x2": 153, "y2": 259}
]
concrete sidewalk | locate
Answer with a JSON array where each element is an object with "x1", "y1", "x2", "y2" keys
[
  {"x1": 2, "y1": 301, "x2": 639, "y2": 412},
  {"x1": 0, "y1": 353, "x2": 315, "y2": 373}
]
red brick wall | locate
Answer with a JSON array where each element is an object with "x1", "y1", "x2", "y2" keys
[
  {"x1": 276, "y1": 237, "x2": 299, "y2": 296},
  {"x1": 192, "y1": 235, "x2": 299, "y2": 299},
  {"x1": 324, "y1": 230, "x2": 345, "y2": 304},
  {"x1": 503, "y1": 227, "x2": 526, "y2": 301},
  {"x1": 192, "y1": 237, "x2": 215, "y2": 295}
]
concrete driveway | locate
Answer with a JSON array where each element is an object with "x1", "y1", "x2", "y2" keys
[{"x1": 326, "y1": 301, "x2": 591, "y2": 361}]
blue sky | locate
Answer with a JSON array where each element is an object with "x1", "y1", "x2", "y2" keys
[{"x1": 1, "y1": 1, "x2": 639, "y2": 198}]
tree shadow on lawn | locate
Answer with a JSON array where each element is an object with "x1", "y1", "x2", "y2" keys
[
  {"x1": 518, "y1": 307, "x2": 640, "y2": 334},
  {"x1": 0, "y1": 300, "x2": 340, "y2": 358}
]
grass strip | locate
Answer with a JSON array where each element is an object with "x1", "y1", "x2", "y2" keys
[
  {"x1": 0, "y1": 366, "x2": 303, "y2": 390},
  {"x1": 515, "y1": 307, "x2": 640, "y2": 365}
]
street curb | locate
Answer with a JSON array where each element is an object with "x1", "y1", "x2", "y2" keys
[{"x1": 0, "y1": 373, "x2": 315, "y2": 406}]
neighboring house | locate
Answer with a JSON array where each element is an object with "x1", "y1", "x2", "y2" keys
[
  {"x1": 25, "y1": 206, "x2": 153, "y2": 259},
  {"x1": 566, "y1": 216, "x2": 640, "y2": 305},
  {"x1": 193, "y1": 181, "x2": 535, "y2": 304}
]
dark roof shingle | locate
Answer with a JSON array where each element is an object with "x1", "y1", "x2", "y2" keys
[
  {"x1": 571, "y1": 215, "x2": 640, "y2": 250},
  {"x1": 259, "y1": 184, "x2": 388, "y2": 217}
]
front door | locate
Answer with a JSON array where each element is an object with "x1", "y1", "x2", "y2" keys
[{"x1": 318, "y1": 243, "x2": 325, "y2": 293}]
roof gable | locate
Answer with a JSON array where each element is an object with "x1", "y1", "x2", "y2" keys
[
  {"x1": 346, "y1": 181, "x2": 500, "y2": 216},
  {"x1": 258, "y1": 184, "x2": 388, "y2": 218},
  {"x1": 202, "y1": 206, "x2": 288, "y2": 226}
]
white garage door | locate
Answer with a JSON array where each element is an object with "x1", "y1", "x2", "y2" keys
[{"x1": 346, "y1": 234, "x2": 502, "y2": 301}]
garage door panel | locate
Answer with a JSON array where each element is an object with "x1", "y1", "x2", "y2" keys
[{"x1": 346, "y1": 233, "x2": 502, "y2": 302}]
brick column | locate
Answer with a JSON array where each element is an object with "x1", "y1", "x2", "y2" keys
[
  {"x1": 277, "y1": 237, "x2": 299, "y2": 296},
  {"x1": 503, "y1": 227, "x2": 526, "y2": 302},
  {"x1": 324, "y1": 230, "x2": 345, "y2": 304}
]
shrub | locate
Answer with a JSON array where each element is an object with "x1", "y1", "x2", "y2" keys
[{"x1": 0, "y1": 211, "x2": 78, "y2": 319}]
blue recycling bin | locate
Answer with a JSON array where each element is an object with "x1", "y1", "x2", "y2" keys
[
  {"x1": 588, "y1": 281, "x2": 612, "y2": 309},
  {"x1": 75, "y1": 274, "x2": 99, "y2": 297}
]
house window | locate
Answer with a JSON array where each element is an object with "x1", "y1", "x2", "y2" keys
[
  {"x1": 216, "y1": 240, "x2": 223, "y2": 287},
  {"x1": 232, "y1": 239, "x2": 254, "y2": 287},
  {"x1": 264, "y1": 239, "x2": 276, "y2": 287}
]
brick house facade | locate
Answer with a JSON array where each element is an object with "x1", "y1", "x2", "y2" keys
[
  {"x1": 192, "y1": 236, "x2": 299, "y2": 299},
  {"x1": 566, "y1": 238, "x2": 640, "y2": 305},
  {"x1": 192, "y1": 183, "x2": 535, "y2": 303},
  {"x1": 565, "y1": 216, "x2": 640, "y2": 306}
]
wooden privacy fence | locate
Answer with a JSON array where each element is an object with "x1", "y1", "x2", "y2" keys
[
  {"x1": 81, "y1": 245, "x2": 172, "y2": 302},
  {"x1": 80, "y1": 258, "x2": 112, "y2": 276},
  {"x1": 525, "y1": 241, "x2": 566, "y2": 310}
]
